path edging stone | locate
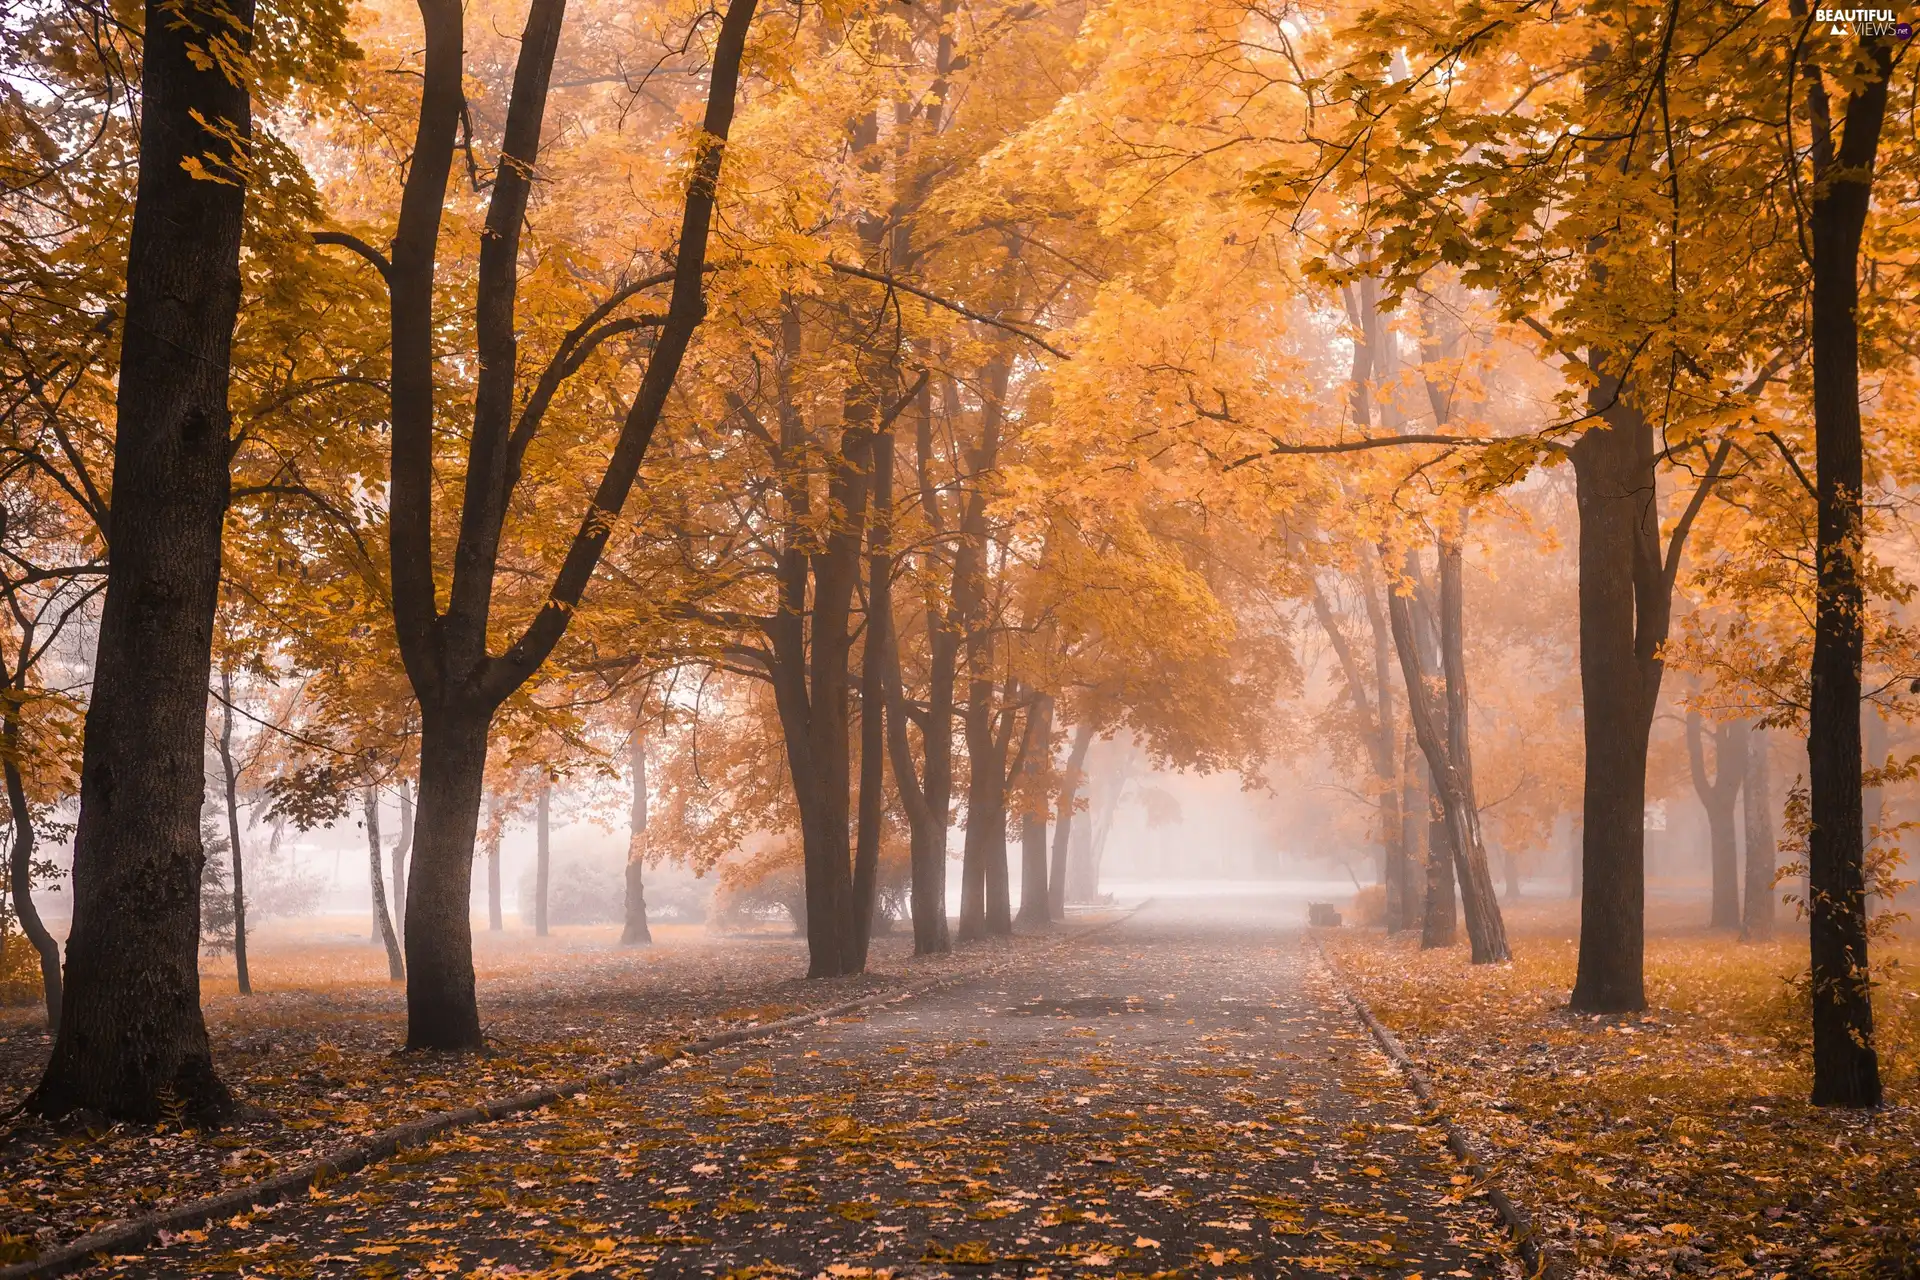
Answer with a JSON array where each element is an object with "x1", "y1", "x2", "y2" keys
[
  {"x1": 1315, "y1": 938, "x2": 1566, "y2": 1280},
  {"x1": 2, "y1": 904, "x2": 1147, "y2": 1280}
]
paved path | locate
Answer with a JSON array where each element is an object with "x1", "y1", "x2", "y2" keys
[{"x1": 91, "y1": 899, "x2": 1515, "y2": 1278}]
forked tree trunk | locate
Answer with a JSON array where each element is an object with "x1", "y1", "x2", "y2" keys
[
  {"x1": 361, "y1": 0, "x2": 757, "y2": 1051},
  {"x1": 1048, "y1": 721, "x2": 1093, "y2": 920},
  {"x1": 533, "y1": 780, "x2": 551, "y2": 937},
  {"x1": 26, "y1": 0, "x2": 257, "y2": 1123},
  {"x1": 1742, "y1": 725, "x2": 1775, "y2": 942},
  {"x1": 1016, "y1": 693, "x2": 1054, "y2": 928},
  {"x1": 366, "y1": 787, "x2": 405, "y2": 982},
  {"x1": 217, "y1": 670, "x2": 251, "y2": 994},
  {"x1": 1802, "y1": 31, "x2": 1891, "y2": 1107},
  {"x1": 622, "y1": 713, "x2": 651, "y2": 946},
  {"x1": 1686, "y1": 710, "x2": 1747, "y2": 931}
]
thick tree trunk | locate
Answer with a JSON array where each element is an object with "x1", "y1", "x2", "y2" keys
[
  {"x1": 402, "y1": 707, "x2": 491, "y2": 1049},
  {"x1": 1568, "y1": 387, "x2": 1664, "y2": 1014},
  {"x1": 1685, "y1": 711, "x2": 1747, "y2": 930},
  {"x1": 1742, "y1": 725, "x2": 1775, "y2": 942},
  {"x1": 217, "y1": 671, "x2": 251, "y2": 995},
  {"x1": 1803, "y1": 34, "x2": 1890, "y2": 1108},
  {"x1": 4, "y1": 745, "x2": 60, "y2": 1031},
  {"x1": 622, "y1": 713, "x2": 651, "y2": 946},
  {"x1": 1049, "y1": 721, "x2": 1093, "y2": 920},
  {"x1": 533, "y1": 780, "x2": 551, "y2": 937},
  {"x1": 366, "y1": 788, "x2": 405, "y2": 982},
  {"x1": 1016, "y1": 693, "x2": 1054, "y2": 928},
  {"x1": 26, "y1": 0, "x2": 256, "y2": 1122}
]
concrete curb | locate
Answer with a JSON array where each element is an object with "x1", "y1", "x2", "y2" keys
[
  {"x1": 1314, "y1": 939, "x2": 1565, "y2": 1280},
  {"x1": 3, "y1": 903, "x2": 1149, "y2": 1280}
]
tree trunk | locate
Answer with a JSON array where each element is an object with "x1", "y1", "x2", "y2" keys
[
  {"x1": 217, "y1": 670, "x2": 251, "y2": 995},
  {"x1": 1401, "y1": 730, "x2": 1426, "y2": 926},
  {"x1": 1049, "y1": 721, "x2": 1093, "y2": 920},
  {"x1": 1421, "y1": 766, "x2": 1455, "y2": 948},
  {"x1": 1803, "y1": 33, "x2": 1891, "y2": 1108},
  {"x1": 402, "y1": 707, "x2": 491, "y2": 1049},
  {"x1": 1686, "y1": 709, "x2": 1748, "y2": 930},
  {"x1": 1385, "y1": 546, "x2": 1507, "y2": 962},
  {"x1": 852, "y1": 426, "x2": 895, "y2": 970},
  {"x1": 1863, "y1": 706, "x2": 1887, "y2": 919},
  {"x1": 366, "y1": 788, "x2": 405, "y2": 982},
  {"x1": 622, "y1": 711, "x2": 651, "y2": 946},
  {"x1": 486, "y1": 802, "x2": 503, "y2": 933},
  {"x1": 1017, "y1": 693, "x2": 1054, "y2": 928},
  {"x1": 1742, "y1": 725, "x2": 1775, "y2": 942},
  {"x1": 391, "y1": 782, "x2": 412, "y2": 945},
  {"x1": 1567, "y1": 385, "x2": 1664, "y2": 1014},
  {"x1": 4, "y1": 743, "x2": 60, "y2": 1031},
  {"x1": 25, "y1": 0, "x2": 257, "y2": 1123},
  {"x1": 1437, "y1": 539, "x2": 1509, "y2": 960},
  {"x1": 533, "y1": 779, "x2": 551, "y2": 937}
]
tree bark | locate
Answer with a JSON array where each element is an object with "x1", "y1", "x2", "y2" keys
[
  {"x1": 1686, "y1": 709, "x2": 1747, "y2": 931},
  {"x1": 1016, "y1": 692, "x2": 1054, "y2": 928},
  {"x1": 533, "y1": 779, "x2": 550, "y2": 937},
  {"x1": 366, "y1": 787, "x2": 405, "y2": 982},
  {"x1": 403, "y1": 706, "x2": 490, "y2": 1049},
  {"x1": 622, "y1": 709, "x2": 651, "y2": 946},
  {"x1": 1567, "y1": 381, "x2": 1663, "y2": 1014},
  {"x1": 27, "y1": 0, "x2": 257, "y2": 1122},
  {"x1": 1421, "y1": 760, "x2": 1455, "y2": 948},
  {"x1": 1742, "y1": 725, "x2": 1775, "y2": 942},
  {"x1": 956, "y1": 360, "x2": 1011, "y2": 942},
  {"x1": 1802, "y1": 30, "x2": 1891, "y2": 1108},
  {"x1": 217, "y1": 669, "x2": 251, "y2": 995},
  {"x1": 1048, "y1": 721, "x2": 1093, "y2": 920}
]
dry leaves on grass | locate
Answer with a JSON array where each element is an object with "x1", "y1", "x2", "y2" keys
[{"x1": 1323, "y1": 906, "x2": 1920, "y2": 1279}]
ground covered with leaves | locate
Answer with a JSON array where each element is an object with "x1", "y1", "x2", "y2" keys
[
  {"x1": 1322, "y1": 900, "x2": 1920, "y2": 1280},
  {"x1": 30, "y1": 898, "x2": 1520, "y2": 1278},
  {"x1": 0, "y1": 919, "x2": 1008, "y2": 1263}
]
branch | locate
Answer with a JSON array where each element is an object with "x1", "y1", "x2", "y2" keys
[
  {"x1": 311, "y1": 231, "x2": 394, "y2": 284},
  {"x1": 1662, "y1": 435, "x2": 1734, "y2": 592},
  {"x1": 1225, "y1": 431, "x2": 1495, "y2": 471},
  {"x1": 826, "y1": 261, "x2": 1070, "y2": 360},
  {"x1": 1763, "y1": 430, "x2": 1816, "y2": 498}
]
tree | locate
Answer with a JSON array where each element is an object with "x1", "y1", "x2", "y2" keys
[
  {"x1": 1799, "y1": 26, "x2": 1894, "y2": 1109},
  {"x1": 318, "y1": 0, "x2": 760, "y2": 1048},
  {"x1": 364, "y1": 787, "x2": 405, "y2": 982},
  {"x1": 27, "y1": 0, "x2": 263, "y2": 1122},
  {"x1": 1685, "y1": 707, "x2": 1747, "y2": 931}
]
